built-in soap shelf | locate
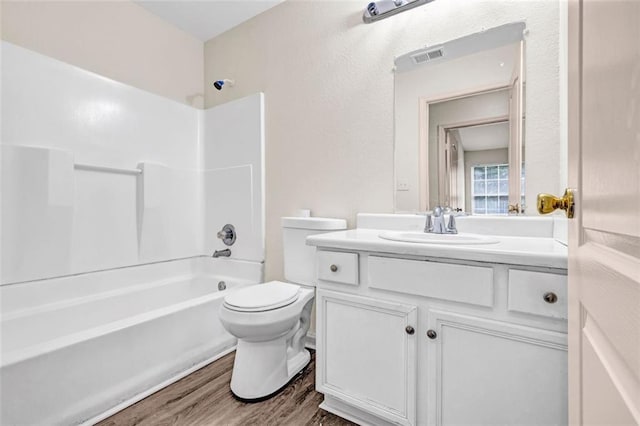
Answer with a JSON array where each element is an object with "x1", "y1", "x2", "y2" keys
[{"x1": 74, "y1": 162, "x2": 143, "y2": 176}]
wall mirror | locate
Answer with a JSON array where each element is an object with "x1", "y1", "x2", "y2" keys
[{"x1": 394, "y1": 23, "x2": 527, "y2": 214}]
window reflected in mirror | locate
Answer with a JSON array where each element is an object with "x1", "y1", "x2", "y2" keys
[{"x1": 471, "y1": 164, "x2": 510, "y2": 215}]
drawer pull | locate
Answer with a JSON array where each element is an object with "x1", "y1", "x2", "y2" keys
[
  {"x1": 405, "y1": 326, "x2": 415, "y2": 335},
  {"x1": 426, "y1": 329, "x2": 437, "y2": 340},
  {"x1": 330, "y1": 264, "x2": 339, "y2": 272},
  {"x1": 543, "y1": 292, "x2": 558, "y2": 304}
]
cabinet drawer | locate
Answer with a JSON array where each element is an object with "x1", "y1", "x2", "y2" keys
[
  {"x1": 318, "y1": 251, "x2": 359, "y2": 285},
  {"x1": 508, "y1": 269, "x2": 567, "y2": 319},
  {"x1": 368, "y1": 256, "x2": 494, "y2": 307}
]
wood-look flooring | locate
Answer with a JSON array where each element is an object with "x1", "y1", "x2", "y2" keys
[{"x1": 98, "y1": 351, "x2": 356, "y2": 426}]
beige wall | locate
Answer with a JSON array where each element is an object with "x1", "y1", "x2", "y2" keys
[
  {"x1": 206, "y1": 1, "x2": 398, "y2": 281},
  {"x1": 2, "y1": 1, "x2": 204, "y2": 107},
  {"x1": 204, "y1": 0, "x2": 562, "y2": 281}
]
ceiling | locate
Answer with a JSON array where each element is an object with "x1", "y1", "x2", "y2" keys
[
  {"x1": 135, "y1": 0, "x2": 284, "y2": 42},
  {"x1": 454, "y1": 121, "x2": 510, "y2": 152}
]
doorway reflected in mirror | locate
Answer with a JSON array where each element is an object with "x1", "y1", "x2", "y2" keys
[{"x1": 394, "y1": 22, "x2": 526, "y2": 214}]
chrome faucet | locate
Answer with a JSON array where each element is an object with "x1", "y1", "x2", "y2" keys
[
  {"x1": 212, "y1": 248, "x2": 231, "y2": 258},
  {"x1": 424, "y1": 206, "x2": 458, "y2": 234}
]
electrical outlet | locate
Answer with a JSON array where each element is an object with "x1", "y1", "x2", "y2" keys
[{"x1": 397, "y1": 180, "x2": 410, "y2": 191}]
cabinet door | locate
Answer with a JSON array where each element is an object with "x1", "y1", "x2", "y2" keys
[
  {"x1": 426, "y1": 309, "x2": 568, "y2": 426},
  {"x1": 316, "y1": 289, "x2": 417, "y2": 426}
]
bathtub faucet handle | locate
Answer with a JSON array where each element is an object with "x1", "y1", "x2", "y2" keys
[{"x1": 216, "y1": 224, "x2": 236, "y2": 246}]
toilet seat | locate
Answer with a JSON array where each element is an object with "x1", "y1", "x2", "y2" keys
[{"x1": 223, "y1": 281, "x2": 301, "y2": 312}]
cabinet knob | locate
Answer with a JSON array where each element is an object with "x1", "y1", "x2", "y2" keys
[
  {"x1": 543, "y1": 292, "x2": 558, "y2": 304},
  {"x1": 330, "y1": 264, "x2": 338, "y2": 272},
  {"x1": 426, "y1": 329, "x2": 437, "y2": 339},
  {"x1": 405, "y1": 326, "x2": 415, "y2": 335}
]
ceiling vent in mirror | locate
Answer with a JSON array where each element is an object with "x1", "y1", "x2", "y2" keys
[
  {"x1": 427, "y1": 48, "x2": 444, "y2": 60},
  {"x1": 411, "y1": 52, "x2": 430, "y2": 64},
  {"x1": 411, "y1": 48, "x2": 444, "y2": 65},
  {"x1": 395, "y1": 22, "x2": 525, "y2": 73}
]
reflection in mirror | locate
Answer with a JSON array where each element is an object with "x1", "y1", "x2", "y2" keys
[
  {"x1": 394, "y1": 23, "x2": 526, "y2": 214},
  {"x1": 431, "y1": 89, "x2": 525, "y2": 214}
]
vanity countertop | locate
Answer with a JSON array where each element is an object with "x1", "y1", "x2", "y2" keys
[{"x1": 307, "y1": 228, "x2": 567, "y2": 270}]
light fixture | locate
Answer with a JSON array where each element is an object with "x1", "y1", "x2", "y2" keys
[{"x1": 363, "y1": 0, "x2": 435, "y2": 24}]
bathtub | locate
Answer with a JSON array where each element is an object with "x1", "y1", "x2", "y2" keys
[{"x1": 0, "y1": 256, "x2": 262, "y2": 425}]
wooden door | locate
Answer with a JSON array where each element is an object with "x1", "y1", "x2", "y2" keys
[
  {"x1": 448, "y1": 132, "x2": 460, "y2": 211},
  {"x1": 437, "y1": 126, "x2": 449, "y2": 208},
  {"x1": 508, "y1": 40, "x2": 524, "y2": 213},
  {"x1": 567, "y1": 1, "x2": 640, "y2": 424},
  {"x1": 439, "y1": 129, "x2": 458, "y2": 209}
]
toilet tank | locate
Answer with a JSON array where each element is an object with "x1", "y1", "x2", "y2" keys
[{"x1": 282, "y1": 217, "x2": 347, "y2": 286}]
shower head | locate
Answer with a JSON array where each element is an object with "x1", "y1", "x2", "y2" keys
[{"x1": 213, "y1": 79, "x2": 235, "y2": 91}]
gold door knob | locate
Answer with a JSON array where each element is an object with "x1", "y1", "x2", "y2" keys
[{"x1": 537, "y1": 188, "x2": 575, "y2": 218}]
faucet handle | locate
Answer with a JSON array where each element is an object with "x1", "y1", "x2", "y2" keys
[
  {"x1": 424, "y1": 214, "x2": 433, "y2": 233},
  {"x1": 217, "y1": 224, "x2": 236, "y2": 246},
  {"x1": 447, "y1": 215, "x2": 458, "y2": 234}
]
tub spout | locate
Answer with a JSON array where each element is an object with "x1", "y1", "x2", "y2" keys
[{"x1": 212, "y1": 249, "x2": 231, "y2": 258}]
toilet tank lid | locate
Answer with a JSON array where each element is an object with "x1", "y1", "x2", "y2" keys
[{"x1": 281, "y1": 217, "x2": 347, "y2": 230}]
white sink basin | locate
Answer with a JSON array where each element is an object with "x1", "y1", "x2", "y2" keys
[{"x1": 379, "y1": 231, "x2": 499, "y2": 245}]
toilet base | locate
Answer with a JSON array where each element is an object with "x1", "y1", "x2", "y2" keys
[
  {"x1": 230, "y1": 338, "x2": 311, "y2": 401},
  {"x1": 231, "y1": 350, "x2": 312, "y2": 403}
]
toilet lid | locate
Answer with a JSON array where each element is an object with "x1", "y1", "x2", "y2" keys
[{"x1": 223, "y1": 281, "x2": 301, "y2": 312}]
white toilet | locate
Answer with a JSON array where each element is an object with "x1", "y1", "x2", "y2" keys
[{"x1": 219, "y1": 216, "x2": 347, "y2": 401}]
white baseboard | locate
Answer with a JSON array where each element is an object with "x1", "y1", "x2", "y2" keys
[
  {"x1": 320, "y1": 395, "x2": 395, "y2": 426},
  {"x1": 81, "y1": 346, "x2": 237, "y2": 426},
  {"x1": 305, "y1": 332, "x2": 316, "y2": 350}
]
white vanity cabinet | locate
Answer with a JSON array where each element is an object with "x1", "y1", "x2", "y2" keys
[
  {"x1": 314, "y1": 248, "x2": 568, "y2": 426},
  {"x1": 425, "y1": 309, "x2": 568, "y2": 426},
  {"x1": 316, "y1": 290, "x2": 418, "y2": 426}
]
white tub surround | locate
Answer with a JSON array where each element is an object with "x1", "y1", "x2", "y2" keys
[
  {"x1": 1, "y1": 41, "x2": 202, "y2": 283},
  {"x1": 1, "y1": 40, "x2": 268, "y2": 426},
  {"x1": 308, "y1": 214, "x2": 567, "y2": 426},
  {"x1": 0, "y1": 257, "x2": 262, "y2": 426},
  {"x1": 2, "y1": 42, "x2": 266, "y2": 284},
  {"x1": 202, "y1": 93, "x2": 265, "y2": 264}
]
